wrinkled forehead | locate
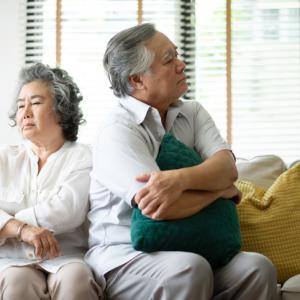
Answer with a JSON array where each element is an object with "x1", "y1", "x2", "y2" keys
[
  {"x1": 16, "y1": 80, "x2": 53, "y2": 103},
  {"x1": 18, "y1": 80, "x2": 49, "y2": 93},
  {"x1": 144, "y1": 31, "x2": 176, "y2": 59}
]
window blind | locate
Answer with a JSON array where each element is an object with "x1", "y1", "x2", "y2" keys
[
  {"x1": 178, "y1": 0, "x2": 196, "y2": 100},
  {"x1": 25, "y1": 0, "x2": 56, "y2": 65},
  {"x1": 59, "y1": 0, "x2": 139, "y2": 143},
  {"x1": 231, "y1": 0, "x2": 300, "y2": 162},
  {"x1": 143, "y1": 0, "x2": 196, "y2": 100},
  {"x1": 24, "y1": 0, "x2": 300, "y2": 163},
  {"x1": 25, "y1": 0, "x2": 182, "y2": 144},
  {"x1": 195, "y1": 0, "x2": 228, "y2": 139},
  {"x1": 195, "y1": 0, "x2": 300, "y2": 164}
]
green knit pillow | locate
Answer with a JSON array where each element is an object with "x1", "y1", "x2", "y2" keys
[{"x1": 131, "y1": 133, "x2": 241, "y2": 269}]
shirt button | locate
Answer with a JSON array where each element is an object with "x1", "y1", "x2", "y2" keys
[{"x1": 27, "y1": 252, "x2": 34, "y2": 259}]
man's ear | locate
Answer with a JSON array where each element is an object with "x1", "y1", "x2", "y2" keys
[{"x1": 128, "y1": 74, "x2": 145, "y2": 90}]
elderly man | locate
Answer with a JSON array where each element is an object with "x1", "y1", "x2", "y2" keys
[{"x1": 86, "y1": 23, "x2": 277, "y2": 300}]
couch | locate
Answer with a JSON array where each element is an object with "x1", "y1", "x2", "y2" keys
[{"x1": 236, "y1": 155, "x2": 300, "y2": 300}]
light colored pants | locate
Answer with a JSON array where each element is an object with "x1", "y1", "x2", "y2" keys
[
  {"x1": 0, "y1": 262, "x2": 103, "y2": 300},
  {"x1": 105, "y1": 251, "x2": 277, "y2": 300}
]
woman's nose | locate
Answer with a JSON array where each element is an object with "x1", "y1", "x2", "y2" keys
[{"x1": 23, "y1": 105, "x2": 32, "y2": 119}]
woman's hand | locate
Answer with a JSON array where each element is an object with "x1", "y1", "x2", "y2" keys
[
  {"x1": 20, "y1": 224, "x2": 60, "y2": 259},
  {"x1": 134, "y1": 170, "x2": 185, "y2": 218}
]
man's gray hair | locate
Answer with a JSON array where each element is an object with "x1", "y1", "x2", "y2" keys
[
  {"x1": 103, "y1": 23, "x2": 156, "y2": 98},
  {"x1": 9, "y1": 63, "x2": 84, "y2": 142}
]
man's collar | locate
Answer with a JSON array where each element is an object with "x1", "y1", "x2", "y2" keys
[
  {"x1": 169, "y1": 99, "x2": 186, "y2": 117},
  {"x1": 119, "y1": 95, "x2": 187, "y2": 125},
  {"x1": 119, "y1": 95, "x2": 152, "y2": 125}
]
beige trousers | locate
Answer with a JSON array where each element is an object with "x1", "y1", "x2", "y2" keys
[
  {"x1": 105, "y1": 251, "x2": 277, "y2": 300},
  {"x1": 0, "y1": 262, "x2": 103, "y2": 300}
]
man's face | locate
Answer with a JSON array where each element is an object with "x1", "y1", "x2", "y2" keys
[{"x1": 139, "y1": 32, "x2": 188, "y2": 113}]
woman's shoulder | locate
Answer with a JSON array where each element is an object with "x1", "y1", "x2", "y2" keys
[
  {"x1": 67, "y1": 141, "x2": 91, "y2": 151},
  {"x1": 0, "y1": 143, "x2": 27, "y2": 158},
  {"x1": 0, "y1": 144, "x2": 30, "y2": 172},
  {"x1": 63, "y1": 142, "x2": 92, "y2": 161}
]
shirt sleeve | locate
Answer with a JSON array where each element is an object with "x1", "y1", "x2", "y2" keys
[
  {"x1": 0, "y1": 147, "x2": 16, "y2": 244},
  {"x1": 0, "y1": 210, "x2": 14, "y2": 231},
  {"x1": 91, "y1": 121, "x2": 160, "y2": 206},
  {"x1": 15, "y1": 150, "x2": 92, "y2": 235},
  {"x1": 193, "y1": 102, "x2": 231, "y2": 159},
  {"x1": 0, "y1": 210, "x2": 13, "y2": 245}
]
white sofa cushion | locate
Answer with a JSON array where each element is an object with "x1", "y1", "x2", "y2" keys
[
  {"x1": 236, "y1": 155, "x2": 287, "y2": 189},
  {"x1": 281, "y1": 275, "x2": 300, "y2": 300}
]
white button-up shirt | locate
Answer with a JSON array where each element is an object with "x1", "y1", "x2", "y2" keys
[
  {"x1": 0, "y1": 141, "x2": 92, "y2": 273},
  {"x1": 86, "y1": 96, "x2": 231, "y2": 286}
]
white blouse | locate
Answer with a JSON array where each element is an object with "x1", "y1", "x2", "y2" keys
[{"x1": 0, "y1": 141, "x2": 92, "y2": 273}]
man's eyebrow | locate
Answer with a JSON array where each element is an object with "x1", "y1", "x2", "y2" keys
[
  {"x1": 162, "y1": 49, "x2": 173, "y2": 61},
  {"x1": 162, "y1": 46, "x2": 178, "y2": 60}
]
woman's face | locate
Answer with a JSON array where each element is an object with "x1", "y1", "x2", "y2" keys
[{"x1": 16, "y1": 80, "x2": 63, "y2": 143}]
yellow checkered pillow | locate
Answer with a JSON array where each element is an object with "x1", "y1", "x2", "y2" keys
[{"x1": 236, "y1": 162, "x2": 300, "y2": 283}]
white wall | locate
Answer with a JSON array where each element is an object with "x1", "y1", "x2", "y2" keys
[{"x1": 0, "y1": 0, "x2": 24, "y2": 144}]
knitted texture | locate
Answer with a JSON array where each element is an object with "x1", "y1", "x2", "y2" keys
[
  {"x1": 236, "y1": 162, "x2": 300, "y2": 283},
  {"x1": 131, "y1": 133, "x2": 241, "y2": 269}
]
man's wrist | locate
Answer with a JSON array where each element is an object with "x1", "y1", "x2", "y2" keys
[{"x1": 177, "y1": 168, "x2": 189, "y2": 191}]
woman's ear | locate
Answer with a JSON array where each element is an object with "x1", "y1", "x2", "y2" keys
[{"x1": 128, "y1": 74, "x2": 145, "y2": 90}]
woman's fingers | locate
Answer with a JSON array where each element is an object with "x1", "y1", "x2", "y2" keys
[
  {"x1": 40, "y1": 237, "x2": 51, "y2": 258},
  {"x1": 47, "y1": 235, "x2": 60, "y2": 258},
  {"x1": 40, "y1": 233, "x2": 60, "y2": 259},
  {"x1": 32, "y1": 238, "x2": 43, "y2": 257},
  {"x1": 22, "y1": 225, "x2": 60, "y2": 259}
]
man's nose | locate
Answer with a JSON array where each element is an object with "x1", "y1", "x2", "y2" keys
[{"x1": 176, "y1": 58, "x2": 186, "y2": 73}]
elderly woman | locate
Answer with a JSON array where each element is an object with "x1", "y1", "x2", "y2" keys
[{"x1": 0, "y1": 63, "x2": 102, "y2": 299}]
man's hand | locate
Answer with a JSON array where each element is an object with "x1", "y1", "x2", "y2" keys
[
  {"x1": 20, "y1": 225, "x2": 60, "y2": 259},
  {"x1": 135, "y1": 170, "x2": 185, "y2": 219},
  {"x1": 220, "y1": 185, "x2": 242, "y2": 204},
  {"x1": 135, "y1": 183, "x2": 242, "y2": 220}
]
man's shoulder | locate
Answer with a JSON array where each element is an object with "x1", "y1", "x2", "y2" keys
[
  {"x1": 177, "y1": 100, "x2": 205, "y2": 117},
  {"x1": 97, "y1": 105, "x2": 141, "y2": 135},
  {"x1": 180, "y1": 99, "x2": 203, "y2": 110}
]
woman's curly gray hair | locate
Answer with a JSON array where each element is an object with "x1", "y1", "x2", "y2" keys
[{"x1": 9, "y1": 63, "x2": 85, "y2": 142}]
